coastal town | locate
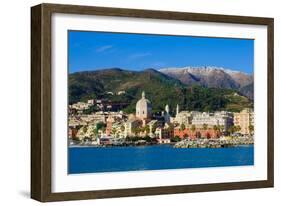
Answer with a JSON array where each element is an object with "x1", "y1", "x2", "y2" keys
[{"x1": 68, "y1": 91, "x2": 254, "y2": 148}]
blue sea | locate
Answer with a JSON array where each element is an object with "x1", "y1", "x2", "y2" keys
[{"x1": 68, "y1": 144, "x2": 254, "y2": 174}]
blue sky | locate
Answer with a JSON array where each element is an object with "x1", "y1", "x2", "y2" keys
[{"x1": 68, "y1": 30, "x2": 254, "y2": 74}]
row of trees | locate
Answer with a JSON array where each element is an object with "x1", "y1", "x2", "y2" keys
[
  {"x1": 228, "y1": 125, "x2": 254, "y2": 135},
  {"x1": 179, "y1": 123, "x2": 224, "y2": 132},
  {"x1": 178, "y1": 123, "x2": 254, "y2": 136}
]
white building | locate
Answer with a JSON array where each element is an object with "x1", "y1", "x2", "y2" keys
[
  {"x1": 174, "y1": 111, "x2": 193, "y2": 125},
  {"x1": 192, "y1": 111, "x2": 233, "y2": 131},
  {"x1": 70, "y1": 102, "x2": 91, "y2": 111},
  {"x1": 147, "y1": 120, "x2": 158, "y2": 137},
  {"x1": 117, "y1": 91, "x2": 126, "y2": 95},
  {"x1": 87, "y1": 99, "x2": 95, "y2": 104}
]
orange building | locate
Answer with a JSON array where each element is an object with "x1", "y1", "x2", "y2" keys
[
  {"x1": 174, "y1": 127, "x2": 220, "y2": 139},
  {"x1": 105, "y1": 116, "x2": 114, "y2": 136}
]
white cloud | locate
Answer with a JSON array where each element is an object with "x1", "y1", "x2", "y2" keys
[{"x1": 95, "y1": 45, "x2": 113, "y2": 53}]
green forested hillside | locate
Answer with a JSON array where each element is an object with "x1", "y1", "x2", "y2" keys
[{"x1": 69, "y1": 68, "x2": 253, "y2": 113}]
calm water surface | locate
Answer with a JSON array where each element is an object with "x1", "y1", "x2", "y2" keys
[{"x1": 68, "y1": 144, "x2": 254, "y2": 174}]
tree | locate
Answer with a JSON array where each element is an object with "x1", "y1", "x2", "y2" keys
[
  {"x1": 132, "y1": 126, "x2": 141, "y2": 136},
  {"x1": 83, "y1": 105, "x2": 98, "y2": 114},
  {"x1": 82, "y1": 126, "x2": 88, "y2": 133},
  {"x1": 218, "y1": 125, "x2": 224, "y2": 132},
  {"x1": 102, "y1": 127, "x2": 106, "y2": 133},
  {"x1": 191, "y1": 125, "x2": 196, "y2": 132},
  {"x1": 180, "y1": 123, "x2": 186, "y2": 131},
  {"x1": 171, "y1": 136, "x2": 181, "y2": 142},
  {"x1": 152, "y1": 123, "x2": 157, "y2": 133},
  {"x1": 144, "y1": 125, "x2": 150, "y2": 134},
  {"x1": 183, "y1": 133, "x2": 189, "y2": 139},
  {"x1": 111, "y1": 128, "x2": 117, "y2": 137},
  {"x1": 203, "y1": 123, "x2": 208, "y2": 131},
  {"x1": 248, "y1": 124, "x2": 254, "y2": 135},
  {"x1": 236, "y1": 125, "x2": 241, "y2": 133},
  {"x1": 213, "y1": 125, "x2": 218, "y2": 131},
  {"x1": 227, "y1": 126, "x2": 235, "y2": 135},
  {"x1": 143, "y1": 135, "x2": 152, "y2": 142},
  {"x1": 131, "y1": 127, "x2": 136, "y2": 135},
  {"x1": 96, "y1": 122, "x2": 106, "y2": 133},
  {"x1": 121, "y1": 125, "x2": 125, "y2": 132}
]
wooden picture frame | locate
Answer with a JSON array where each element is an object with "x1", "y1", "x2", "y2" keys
[{"x1": 31, "y1": 3, "x2": 274, "y2": 202}]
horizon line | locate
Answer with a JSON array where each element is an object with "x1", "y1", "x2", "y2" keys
[{"x1": 69, "y1": 65, "x2": 253, "y2": 75}]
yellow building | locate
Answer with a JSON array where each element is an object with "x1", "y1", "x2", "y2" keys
[{"x1": 234, "y1": 108, "x2": 254, "y2": 135}]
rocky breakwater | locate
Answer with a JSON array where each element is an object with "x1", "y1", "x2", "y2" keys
[{"x1": 174, "y1": 137, "x2": 254, "y2": 148}]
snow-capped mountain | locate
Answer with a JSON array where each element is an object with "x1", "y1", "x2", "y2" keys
[{"x1": 159, "y1": 66, "x2": 253, "y2": 99}]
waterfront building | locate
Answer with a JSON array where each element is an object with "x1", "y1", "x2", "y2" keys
[
  {"x1": 105, "y1": 115, "x2": 114, "y2": 136},
  {"x1": 112, "y1": 122, "x2": 126, "y2": 138},
  {"x1": 147, "y1": 120, "x2": 158, "y2": 137},
  {"x1": 192, "y1": 111, "x2": 233, "y2": 131},
  {"x1": 174, "y1": 111, "x2": 193, "y2": 125},
  {"x1": 234, "y1": 108, "x2": 254, "y2": 135},
  {"x1": 174, "y1": 127, "x2": 220, "y2": 139},
  {"x1": 155, "y1": 123, "x2": 173, "y2": 142},
  {"x1": 218, "y1": 111, "x2": 234, "y2": 131},
  {"x1": 75, "y1": 123, "x2": 103, "y2": 140},
  {"x1": 76, "y1": 125, "x2": 91, "y2": 140},
  {"x1": 104, "y1": 121, "x2": 126, "y2": 138},
  {"x1": 136, "y1": 91, "x2": 152, "y2": 120},
  {"x1": 124, "y1": 119, "x2": 142, "y2": 137}
]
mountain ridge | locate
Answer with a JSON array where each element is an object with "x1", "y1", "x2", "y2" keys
[{"x1": 158, "y1": 66, "x2": 253, "y2": 99}]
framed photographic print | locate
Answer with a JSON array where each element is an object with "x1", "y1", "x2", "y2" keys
[{"x1": 31, "y1": 3, "x2": 274, "y2": 202}]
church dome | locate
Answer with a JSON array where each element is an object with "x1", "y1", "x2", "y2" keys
[
  {"x1": 136, "y1": 91, "x2": 152, "y2": 119},
  {"x1": 136, "y1": 91, "x2": 151, "y2": 108}
]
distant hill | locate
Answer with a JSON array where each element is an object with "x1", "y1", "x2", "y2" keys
[
  {"x1": 69, "y1": 68, "x2": 253, "y2": 113},
  {"x1": 159, "y1": 66, "x2": 253, "y2": 99}
]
